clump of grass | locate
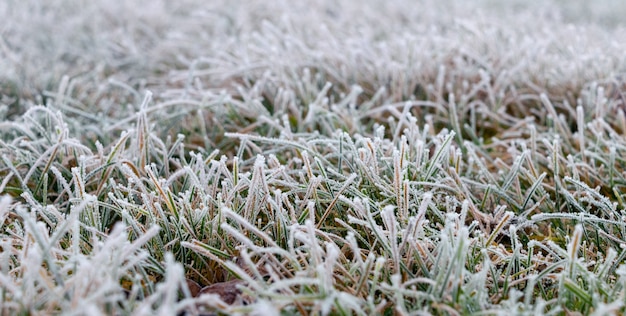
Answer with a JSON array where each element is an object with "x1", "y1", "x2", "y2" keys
[{"x1": 3, "y1": 0, "x2": 626, "y2": 314}]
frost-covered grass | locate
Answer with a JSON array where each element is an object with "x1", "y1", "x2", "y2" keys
[{"x1": 3, "y1": 0, "x2": 626, "y2": 315}]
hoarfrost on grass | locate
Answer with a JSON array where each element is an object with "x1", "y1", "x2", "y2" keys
[{"x1": 3, "y1": 0, "x2": 626, "y2": 314}]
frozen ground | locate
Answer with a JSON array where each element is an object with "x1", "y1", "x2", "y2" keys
[{"x1": 2, "y1": 0, "x2": 626, "y2": 314}]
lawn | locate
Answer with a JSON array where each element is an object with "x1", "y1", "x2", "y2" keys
[{"x1": 2, "y1": 0, "x2": 626, "y2": 315}]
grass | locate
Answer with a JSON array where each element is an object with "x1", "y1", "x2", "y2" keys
[{"x1": 3, "y1": 0, "x2": 626, "y2": 314}]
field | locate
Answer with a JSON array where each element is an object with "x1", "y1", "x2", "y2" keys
[{"x1": 3, "y1": 0, "x2": 626, "y2": 315}]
